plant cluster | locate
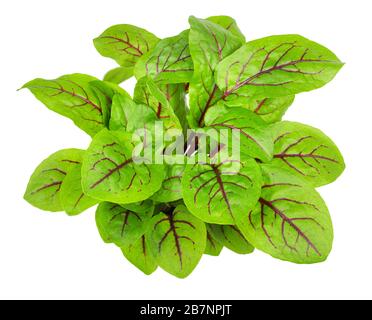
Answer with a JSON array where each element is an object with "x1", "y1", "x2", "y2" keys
[{"x1": 22, "y1": 16, "x2": 344, "y2": 278}]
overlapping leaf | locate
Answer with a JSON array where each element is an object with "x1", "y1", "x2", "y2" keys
[
  {"x1": 270, "y1": 121, "x2": 345, "y2": 186},
  {"x1": 205, "y1": 226, "x2": 223, "y2": 256},
  {"x1": 208, "y1": 224, "x2": 254, "y2": 254},
  {"x1": 151, "y1": 164, "x2": 185, "y2": 203},
  {"x1": 109, "y1": 93, "x2": 158, "y2": 133},
  {"x1": 94, "y1": 24, "x2": 159, "y2": 68},
  {"x1": 215, "y1": 35, "x2": 343, "y2": 99},
  {"x1": 96, "y1": 202, "x2": 153, "y2": 246},
  {"x1": 82, "y1": 129, "x2": 165, "y2": 203},
  {"x1": 205, "y1": 106, "x2": 274, "y2": 161},
  {"x1": 206, "y1": 16, "x2": 245, "y2": 44},
  {"x1": 188, "y1": 16, "x2": 243, "y2": 127},
  {"x1": 24, "y1": 149, "x2": 84, "y2": 212},
  {"x1": 149, "y1": 205, "x2": 206, "y2": 278},
  {"x1": 236, "y1": 164, "x2": 333, "y2": 263},
  {"x1": 135, "y1": 30, "x2": 193, "y2": 83},
  {"x1": 121, "y1": 234, "x2": 158, "y2": 275},
  {"x1": 182, "y1": 154, "x2": 262, "y2": 225},
  {"x1": 104, "y1": 67, "x2": 134, "y2": 84},
  {"x1": 22, "y1": 74, "x2": 109, "y2": 136},
  {"x1": 60, "y1": 164, "x2": 98, "y2": 216},
  {"x1": 134, "y1": 77, "x2": 182, "y2": 132}
]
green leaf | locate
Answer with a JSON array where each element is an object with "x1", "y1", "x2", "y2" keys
[
  {"x1": 121, "y1": 200, "x2": 155, "y2": 214},
  {"x1": 121, "y1": 234, "x2": 158, "y2": 275},
  {"x1": 205, "y1": 106, "x2": 274, "y2": 162},
  {"x1": 96, "y1": 202, "x2": 153, "y2": 246},
  {"x1": 222, "y1": 95, "x2": 295, "y2": 124},
  {"x1": 270, "y1": 121, "x2": 345, "y2": 187},
  {"x1": 94, "y1": 24, "x2": 159, "y2": 67},
  {"x1": 207, "y1": 15, "x2": 245, "y2": 44},
  {"x1": 149, "y1": 205, "x2": 206, "y2": 278},
  {"x1": 215, "y1": 35, "x2": 343, "y2": 99},
  {"x1": 135, "y1": 30, "x2": 193, "y2": 84},
  {"x1": 134, "y1": 77, "x2": 182, "y2": 132},
  {"x1": 188, "y1": 16, "x2": 243, "y2": 127},
  {"x1": 24, "y1": 149, "x2": 84, "y2": 212},
  {"x1": 109, "y1": 94, "x2": 158, "y2": 132},
  {"x1": 151, "y1": 164, "x2": 185, "y2": 202},
  {"x1": 104, "y1": 67, "x2": 134, "y2": 84},
  {"x1": 59, "y1": 164, "x2": 98, "y2": 216},
  {"x1": 162, "y1": 84, "x2": 188, "y2": 134},
  {"x1": 236, "y1": 164, "x2": 334, "y2": 264},
  {"x1": 205, "y1": 225, "x2": 223, "y2": 256},
  {"x1": 182, "y1": 155, "x2": 262, "y2": 225},
  {"x1": 22, "y1": 74, "x2": 108, "y2": 136},
  {"x1": 81, "y1": 129, "x2": 165, "y2": 204},
  {"x1": 208, "y1": 224, "x2": 254, "y2": 254}
]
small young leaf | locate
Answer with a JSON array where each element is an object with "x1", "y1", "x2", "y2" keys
[
  {"x1": 22, "y1": 74, "x2": 107, "y2": 136},
  {"x1": 109, "y1": 94, "x2": 158, "y2": 132},
  {"x1": 207, "y1": 16, "x2": 245, "y2": 44},
  {"x1": 135, "y1": 30, "x2": 193, "y2": 84},
  {"x1": 151, "y1": 164, "x2": 185, "y2": 203},
  {"x1": 188, "y1": 16, "x2": 243, "y2": 127},
  {"x1": 162, "y1": 84, "x2": 188, "y2": 134},
  {"x1": 94, "y1": 24, "x2": 159, "y2": 67},
  {"x1": 121, "y1": 234, "x2": 158, "y2": 275},
  {"x1": 59, "y1": 164, "x2": 98, "y2": 216},
  {"x1": 270, "y1": 121, "x2": 345, "y2": 186},
  {"x1": 81, "y1": 129, "x2": 165, "y2": 204},
  {"x1": 236, "y1": 164, "x2": 334, "y2": 264},
  {"x1": 205, "y1": 225, "x2": 223, "y2": 256},
  {"x1": 96, "y1": 202, "x2": 153, "y2": 247},
  {"x1": 149, "y1": 205, "x2": 206, "y2": 278},
  {"x1": 205, "y1": 107, "x2": 274, "y2": 162},
  {"x1": 134, "y1": 77, "x2": 182, "y2": 132},
  {"x1": 182, "y1": 156, "x2": 262, "y2": 225},
  {"x1": 104, "y1": 67, "x2": 134, "y2": 84},
  {"x1": 208, "y1": 224, "x2": 254, "y2": 254},
  {"x1": 215, "y1": 35, "x2": 343, "y2": 99},
  {"x1": 24, "y1": 149, "x2": 84, "y2": 212}
]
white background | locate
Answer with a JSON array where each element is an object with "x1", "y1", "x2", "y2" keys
[{"x1": 0, "y1": 0, "x2": 371, "y2": 300}]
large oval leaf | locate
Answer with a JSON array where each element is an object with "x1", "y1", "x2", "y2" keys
[
  {"x1": 270, "y1": 121, "x2": 345, "y2": 186},
  {"x1": 215, "y1": 35, "x2": 343, "y2": 99},
  {"x1": 59, "y1": 164, "x2": 98, "y2": 216},
  {"x1": 236, "y1": 164, "x2": 333, "y2": 264},
  {"x1": 205, "y1": 107, "x2": 274, "y2": 162},
  {"x1": 121, "y1": 234, "x2": 158, "y2": 275},
  {"x1": 94, "y1": 24, "x2": 159, "y2": 67},
  {"x1": 96, "y1": 202, "x2": 153, "y2": 247},
  {"x1": 208, "y1": 224, "x2": 254, "y2": 254},
  {"x1": 188, "y1": 16, "x2": 243, "y2": 127},
  {"x1": 22, "y1": 74, "x2": 108, "y2": 136},
  {"x1": 135, "y1": 30, "x2": 193, "y2": 84},
  {"x1": 182, "y1": 156, "x2": 262, "y2": 224},
  {"x1": 24, "y1": 149, "x2": 84, "y2": 212},
  {"x1": 81, "y1": 129, "x2": 165, "y2": 204},
  {"x1": 149, "y1": 205, "x2": 206, "y2": 278}
]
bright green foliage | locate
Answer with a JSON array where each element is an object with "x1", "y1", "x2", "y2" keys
[
  {"x1": 236, "y1": 164, "x2": 334, "y2": 264},
  {"x1": 149, "y1": 205, "x2": 206, "y2": 278},
  {"x1": 22, "y1": 15, "x2": 344, "y2": 278}
]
